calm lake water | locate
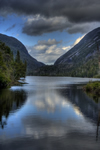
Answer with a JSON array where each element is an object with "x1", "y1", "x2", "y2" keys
[{"x1": 0, "y1": 76, "x2": 100, "y2": 150}]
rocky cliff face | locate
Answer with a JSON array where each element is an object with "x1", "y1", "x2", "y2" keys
[
  {"x1": 0, "y1": 34, "x2": 45, "y2": 74},
  {"x1": 55, "y1": 27, "x2": 100, "y2": 65}
]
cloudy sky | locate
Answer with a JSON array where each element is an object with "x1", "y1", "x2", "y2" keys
[{"x1": 0, "y1": 0, "x2": 100, "y2": 64}]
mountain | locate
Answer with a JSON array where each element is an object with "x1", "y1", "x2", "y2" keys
[
  {"x1": 47, "y1": 27, "x2": 100, "y2": 77},
  {"x1": 35, "y1": 27, "x2": 100, "y2": 77},
  {"x1": 55, "y1": 27, "x2": 100, "y2": 65},
  {"x1": 0, "y1": 34, "x2": 44, "y2": 74}
]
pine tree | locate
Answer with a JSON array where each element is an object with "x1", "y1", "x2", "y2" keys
[
  {"x1": 15, "y1": 50, "x2": 20, "y2": 63},
  {"x1": 14, "y1": 50, "x2": 27, "y2": 79}
]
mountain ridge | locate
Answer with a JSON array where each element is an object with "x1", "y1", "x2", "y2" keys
[
  {"x1": 55, "y1": 27, "x2": 100, "y2": 65},
  {"x1": 35, "y1": 27, "x2": 100, "y2": 77},
  {"x1": 0, "y1": 33, "x2": 45, "y2": 74}
]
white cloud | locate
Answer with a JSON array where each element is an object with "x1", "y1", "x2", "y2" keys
[
  {"x1": 46, "y1": 45, "x2": 57, "y2": 54},
  {"x1": 34, "y1": 45, "x2": 47, "y2": 51},
  {"x1": 61, "y1": 35, "x2": 86, "y2": 55},
  {"x1": 26, "y1": 34, "x2": 89, "y2": 64},
  {"x1": 62, "y1": 46, "x2": 71, "y2": 51},
  {"x1": 26, "y1": 39, "x2": 65, "y2": 64},
  {"x1": 27, "y1": 14, "x2": 41, "y2": 23},
  {"x1": 73, "y1": 34, "x2": 85, "y2": 46}
]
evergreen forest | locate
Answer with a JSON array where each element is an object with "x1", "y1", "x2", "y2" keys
[{"x1": 0, "y1": 41, "x2": 27, "y2": 88}]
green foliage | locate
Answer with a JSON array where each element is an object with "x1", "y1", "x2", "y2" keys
[
  {"x1": 0, "y1": 42, "x2": 27, "y2": 88},
  {"x1": 0, "y1": 71, "x2": 11, "y2": 88},
  {"x1": 84, "y1": 81, "x2": 100, "y2": 95},
  {"x1": 15, "y1": 50, "x2": 20, "y2": 63},
  {"x1": 84, "y1": 83, "x2": 93, "y2": 92},
  {"x1": 84, "y1": 81, "x2": 100, "y2": 103},
  {"x1": 34, "y1": 57, "x2": 98, "y2": 77},
  {"x1": 0, "y1": 52, "x2": 3, "y2": 65},
  {"x1": 94, "y1": 74, "x2": 100, "y2": 78},
  {"x1": 5, "y1": 46, "x2": 11, "y2": 54},
  {"x1": 14, "y1": 50, "x2": 27, "y2": 79}
]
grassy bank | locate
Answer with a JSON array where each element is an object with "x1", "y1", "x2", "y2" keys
[{"x1": 84, "y1": 81, "x2": 100, "y2": 103}]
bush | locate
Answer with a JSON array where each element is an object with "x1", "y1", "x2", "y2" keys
[
  {"x1": 84, "y1": 81, "x2": 100, "y2": 102},
  {"x1": 0, "y1": 72, "x2": 11, "y2": 88}
]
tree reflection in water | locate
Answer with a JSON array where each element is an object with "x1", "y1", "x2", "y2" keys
[
  {"x1": 56, "y1": 85, "x2": 100, "y2": 141},
  {"x1": 96, "y1": 98, "x2": 100, "y2": 141},
  {"x1": 83, "y1": 90, "x2": 100, "y2": 141},
  {"x1": 0, "y1": 89, "x2": 27, "y2": 129}
]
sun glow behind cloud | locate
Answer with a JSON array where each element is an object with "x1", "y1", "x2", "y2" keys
[
  {"x1": 73, "y1": 34, "x2": 85, "y2": 46},
  {"x1": 62, "y1": 46, "x2": 71, "y2": 51}
]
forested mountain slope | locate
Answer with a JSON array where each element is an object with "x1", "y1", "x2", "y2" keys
[{"x1": 0, "y1": 34, "x2": 44, "y2": 74}]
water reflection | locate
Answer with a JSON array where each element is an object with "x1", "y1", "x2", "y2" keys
[
  {"x1": 0, "y1": 76, "x2": 100, "y2": 150},
  {"x1": 83, "y1": 88, "x2": 100, "y2": 141},
  {"x1": 57, "y1": 86, "x2": 98, "y2": 122},
  {"x1": 95, "y1": 98, "x2": 100, "y2": 141},
  {"x1": 96, "y1": 111, "x2": 100, "y2": 141},
  {"x1": 57, "y1": 86, "x2": 100, "y2": 141},
  {"x1": 0, "y1": 89, "x2": 27, "y2": 129}
]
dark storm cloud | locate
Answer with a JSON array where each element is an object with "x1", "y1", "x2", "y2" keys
[
  {"x1": 1, "y1": 0, "x2": 100, "y2": 35},
  {"x1": 67, "y1": 22, "x2": 100, "y2": 34},
  {"x1": 67, "y1": 24, "x2": 90, "y2": 34},
  {"x1": 5, "y1": 24, "x2": 16, "y2": 32},
  {"x1": 22, "y1": 16, "x2": 71, "y2": 36},
  {"x1": 0, "y1": 0, "x2": 100, "y2": 22},
  {"x1": 22, "y1": 17, "x2": 100, "y2": 36}
]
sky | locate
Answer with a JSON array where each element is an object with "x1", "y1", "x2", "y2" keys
[{"x1": 0, "y1": 0, "x2": 100, "y2": 64}]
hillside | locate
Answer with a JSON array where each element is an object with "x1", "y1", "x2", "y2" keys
[
  {"x1": 35, "y1": 27, "x2": 100, "y2": 77},
  {"x1": 0, "y1": 34, "x2": 44, "y2": 74},
  {"x1": 55, "y1": 27, "x2": 100, "y2": 65}
]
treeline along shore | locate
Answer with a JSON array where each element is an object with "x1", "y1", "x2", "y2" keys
[{"x1": 0, "y1": 41, "x2": 27, "y2": 88}]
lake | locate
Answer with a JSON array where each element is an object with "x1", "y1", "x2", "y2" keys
[{"x1": 0, "y1": 76, "x2": 100, "y2": 150}]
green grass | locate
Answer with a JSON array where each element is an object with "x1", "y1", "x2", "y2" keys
[{"x1": 84, "y1": 81, "x2": 100, "y2": 103}]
